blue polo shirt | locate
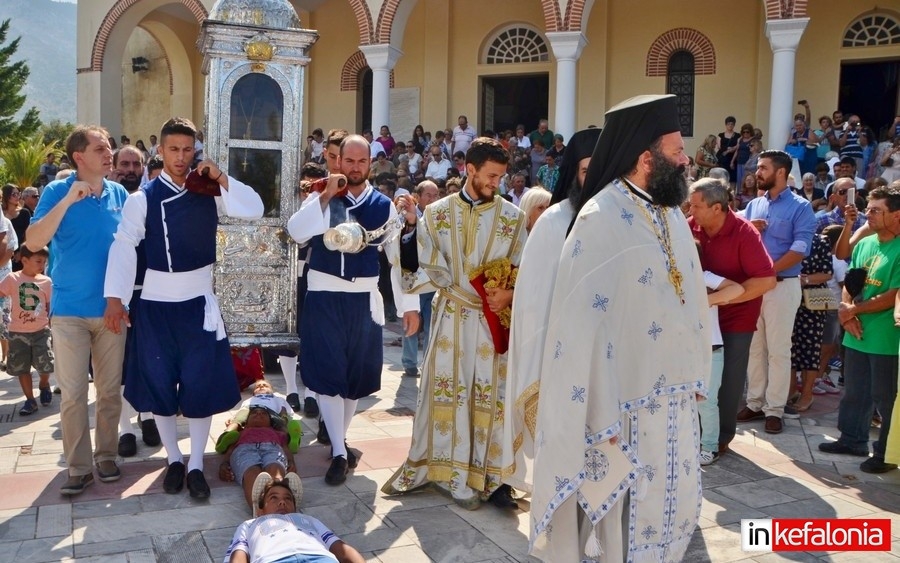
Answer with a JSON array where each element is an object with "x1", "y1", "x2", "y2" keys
[
  {"x1": 32, "y1": 174, "x2": 128, "y2": 317},
  {"x1": 744, "y1": 188, "x2": 816, "y2": 277}
]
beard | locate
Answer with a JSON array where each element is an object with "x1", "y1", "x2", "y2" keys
[
  {"x1": 472, "y1": 174, "x2": 495, "y2": 202},
  {"x1": 647, "y1": 149, "x2": 688, "y2": 207},
  {"x1": 756, "y1": 174, "x2": 775, "y2": 191},
  {"x1": 345, "y1": 171, "x2": 367, "y2": 187},
  {"x1": 120, "y1": 174, "x2": 141, "y2": 193}
]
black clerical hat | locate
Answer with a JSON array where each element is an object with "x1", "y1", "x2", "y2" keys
[
  {"x1": 550, "y1": 127, "x2": 602, "y2": 206},
  {"x1": 576, "y1": 95, "x2": 681, "y2": 214}
]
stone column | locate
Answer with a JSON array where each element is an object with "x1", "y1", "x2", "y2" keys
[
  {"x1": 359, "y1": 44, "x2": 403, "y2": 132},
  {"x1": 765, "y1": 18, "x2": 809, "y2": 152},
  {"x1": 76, "y1": 70, "x2": 103, "y2": 125},
  {"x1": 546, "y1": 31, "x2": 587, "y2": 142}
]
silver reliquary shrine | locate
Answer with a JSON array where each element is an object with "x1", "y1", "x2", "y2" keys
[{"x1": 198, "y1": 0, "x2": 318, "y2": 350}]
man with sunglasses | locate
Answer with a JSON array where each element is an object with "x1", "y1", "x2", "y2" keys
[{"x1": 817, "y1": 177, "x2": 867, "y2": 234}]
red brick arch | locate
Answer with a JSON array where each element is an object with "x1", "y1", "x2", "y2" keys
[
  {"x1": 764, "y1": 0, "x2": 809, "y2": 20},
  {"x1": 375, "y1": 0, "x2": 402, "y2": 44},
  {"x1": 564, "y1": 0, "x2": 589, "y2": 33},
  {"x1": 340, "y1": 50, "x2": 395, "y2": 92},
  {"x1": 646, "y1": 28, "x2": 716, "y2": 77},
  {"x1": 348, "y1": 0, "x2": 375, "y2": 45},
  {"x1": 91, "y1": 0, "x2": 207, "y2": 72},
  {"x1": 540, "y1": 0, "x2": 563, "y2": 32}
]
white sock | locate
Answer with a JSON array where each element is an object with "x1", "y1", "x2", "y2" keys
[
  {"x1": 318, "y1": 394, "x2": 346, "y2": 458},
  {"x1": 118, "y1": 387, "x2": 137, "y2": 436},
  {"x1": 279, "y1": 355, "x2": 299, "y2": 395},
  {"x1": 155, "y1": 415, "x2": 183, "y2": 465},
  {"x1": 140, "y1": 412, "x2": 154, "y2": 421},
  {"x1": 342, "y1": 398, "x2": 358, "y2": 436},
  {"x1": 303, "y1": 388, "x2": 317, "y2": 400},
  {"x1": 187, "y1": 417, "x2": 212, "y2": 472}
]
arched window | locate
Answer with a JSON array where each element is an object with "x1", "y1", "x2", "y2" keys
[
  {"x1": 667, "y1": 50, "x2": 694, "y2": 137},
  {"x1": 843, "y1": 13, "x2": 900, "y2": 47},
  {"x1": 484, "y1": 26, "x2": 549, "y2": 64}
]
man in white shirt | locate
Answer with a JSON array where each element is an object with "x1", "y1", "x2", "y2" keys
[
  {"x1": 451, "y1": 115, "x2": 476, "y2": 156},
  {"x1": 424, "y1": 146, "x2": 452, "y2": 181},
  {"x1": 363, "y1": 130, "x2": 386, "y2": 159},
  {"x1": 513, "y1": 124, "x2": 531, "y2": 151},
  {"x1": 508, "y1": 173, "x2": 529, "y2": 206}
]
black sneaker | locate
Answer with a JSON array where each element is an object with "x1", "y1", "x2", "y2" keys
[
  {"x1": 487, "y1": 484, "x2": 519, "y2": 510},
  {"x1": 818, "y1": 442, "x2": 869, "y2": 457},
  {"x1": 140, "y1": 417, "x2": 161, "y2": 447},
  {"x1": 317, "y1": 418, "x2": 331, "y2": 445},
  {"x1": 118, "y1": 433, "x2": 138, "y2": 457},
  {"x1": 860, "y1": 456, "x2": 898, "y2": 474},
  {"x1": 186, "y1": 469, "x2": 211, "y2": 499},
  {"x1": 331, "y1": 443, "x2": 358, "y2": 469},
  {"x1": 39, "y1": 387, "x2": 52, "y2": 406},
  {"x1": 163, "y1": 461, "x2": 186, "y2": 493},
  {"x1": 324, "y1": 456, "x2": 348, "y2": 485},
  {"x1": 19, "y1": 398, "x2": 38, "y2": 416},
  {"x1": 403, "y1": 367, "x2": 420, "y2": 378},
  {"x1": 286, "y1": 393, "x2": 301, "y2": 413},
  {"x1": 303, "y1": 397, "x2": 319, "y2": 418}
]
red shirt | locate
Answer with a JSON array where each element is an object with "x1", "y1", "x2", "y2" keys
[{"x1": 689, "y1": 210, "x2": 775, "y2": 333}]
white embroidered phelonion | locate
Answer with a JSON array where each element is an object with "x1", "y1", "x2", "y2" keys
[
  {"x1": 584, "y1": 521, "x2": 604, "y2": 558},
  {"x1": 634, "y1": 468, "x2": 649, "y2": 501}
]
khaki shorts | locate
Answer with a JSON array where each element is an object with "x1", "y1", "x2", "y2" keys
[{"x1": 8, "y1": 328, "x2": 54, "y2": 375}]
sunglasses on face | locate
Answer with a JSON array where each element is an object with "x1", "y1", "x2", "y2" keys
[{"x1": 836, "y1": 190, "x2": 848, "y2": 195}]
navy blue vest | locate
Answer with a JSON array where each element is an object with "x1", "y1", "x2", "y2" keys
[
  {"x1": 143, "y1": 178, "x2": 218, "y2": 272},
  {"x1": 308, "y1": 188, "x2": 392, "y2": 280}
]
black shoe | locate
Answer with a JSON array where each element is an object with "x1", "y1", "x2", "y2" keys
[
  {"x1": 324, "y1": 456, "x2": 349, "y2": 485},
  {"x1": 488, "y1": 484, "x2": 519, "y2": 510},
  {"x1": 818, "y1": 442, "x2": 869, "y2": 457},
  {"x1": 286, "y1": 393, "x2": 302, "y2": 413},
  {"x1": 403, "y1": 367, "x2": 420, "y2": 378},
  {"x1": 140, "y1": 417, "x2": 161, "y2": 447},
  {"x1": 331, "y1": 443, "x2": 358, "y2": 469},
  {"x1": 163, "y1": 461, "x2": 186, "y2": 493},
  {"x1": 39, "y1": 386, "x2": 52, "y2": 406},
  {"x1": 60, "y1": 473, "x2": 94, "y2": 496},
  {"x1": 118, "y1": 433, "x2": 138, "y2": 457},
  {"x1": 317, "y1": 418, "x2": 331, "y2": 445},
  {"x1": 860, "y1": 457, "x2": 898, "y2": 474},
  {"x1": 186, "y1": 469, "x2": 211, "y2": 499},
  {"x1": 304, "y1": 397, "x2": 319, "y2": 418}
]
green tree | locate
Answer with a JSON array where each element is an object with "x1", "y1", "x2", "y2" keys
[
  {"x1": 40, "y1": 119, "x2": 75, "y2": 148},
  {"x1": 0, "y1": 134, "x2": 56, "y2": 188},
  {"x1": 0, "y1": 19, "x2": 40, "y2": 143}
]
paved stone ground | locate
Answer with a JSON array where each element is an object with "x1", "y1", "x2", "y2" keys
[{"x1": 1, "y1": 325, "x2": 899, "y2": 562}]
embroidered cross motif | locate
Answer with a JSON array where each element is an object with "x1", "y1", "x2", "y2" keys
[
  {"x1": 621, "y1": 208, "x2": 634, "y2": 225},
  {"x1": 638, "y1": 268, "x2": 653, "y2": 285},
  {"x1": 648, "y1": 322, "x2": 663, "y2": 341},
  {"x1": 683, "y1": 458, "x2": 692, "y2": 475},
  {"x1": 592, "y1": 294, "x2": 610, "y2": 311},
  {"x1": 571, "y1": 386, "x2": 586, "y2": 403},
  {"x1": 584, "y1": 449, "x2": 610, "y2": 481},
  {"x1": 647, "y1": 397, "x2": 661, "y2": 415},
  {"x1": 554, "y1": 476, "x2": 570, "y2": 492},
  {"x1": 641, "y1": 525, "x2": 658, "y2": 540},
  {"x1": 606, "y1": 342, "x2": 613, "y2": 359},
  {"x1": 644, "y1": 465, "x2": 657, "y2": 481},
  {"x1": 679, "y1": 519, "x2": 692, "y2": 534},
  {"x1": 571, "y1": 239, "x2": 583, "y2": 257},
  {"x1": 653, "y1": 374, "x2": 666, "y2": 390},
  {"x1": 554, "y1": 341, "x2": 562, "y2": 359}
]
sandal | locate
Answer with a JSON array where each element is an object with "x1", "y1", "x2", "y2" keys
[{"x1": 795, "y1": 397, "x2": 814, "y2": 412}]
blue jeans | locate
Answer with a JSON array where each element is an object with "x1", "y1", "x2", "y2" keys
[
  {"x1": 836, "y1": 347, "x2": 897, "y2": 457},
  {"x1": 699, "y1": 348, "x2": 724, "y2": 452},
  {"x1": 401, "y1": 292, "x2": 434, "y2": 370}
]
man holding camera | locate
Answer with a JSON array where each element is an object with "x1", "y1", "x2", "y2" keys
[{"x1": 838, "y1": 114, "x2": 865, "y2": 177}]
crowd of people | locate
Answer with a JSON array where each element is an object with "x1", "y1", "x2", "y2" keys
[{"x1": 4, "y1": 98, "x2": 900, "y2": 562}]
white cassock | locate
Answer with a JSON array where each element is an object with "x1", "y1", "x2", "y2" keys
[
  {"x1": 530, "y1": 179, "x2": 710, "y2": 562},
  {"x1": 501, "y1": 199, "x2": 574, "y2": 492}
]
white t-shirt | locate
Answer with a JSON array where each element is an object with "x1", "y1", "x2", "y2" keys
[
  {"x1": 370, "y1": 140, "x2": 386, "y2": 159},
  {"x1": 704, "y1": 271, "x2": 725, "y2": 347},
  {"x1": 828, "y1": 256, "x2": 848, "y2": 302},
  {"x1": 452, "y1": 125, "x2": 476, "y2": 155},
  {"x1": 224, "y1": 513, "x2": 340, "y2": 563}
]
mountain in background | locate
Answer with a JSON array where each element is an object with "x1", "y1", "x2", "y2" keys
[{"x1": 0, "y1": 0, "x2": 77, "y2": 124}]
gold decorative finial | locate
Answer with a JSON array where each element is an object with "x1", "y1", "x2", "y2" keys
[{"x1": 245, "y1": 32, "x2": 275, "y2": 62}]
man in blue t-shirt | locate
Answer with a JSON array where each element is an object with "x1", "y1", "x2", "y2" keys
[{"x1": 27, "y1": 125, "x2": 129, "y2": 496}]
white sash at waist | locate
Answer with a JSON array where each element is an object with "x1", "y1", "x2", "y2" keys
[
  {"x1": 141, "y1": 266, "x2": 226, "y2": 340},
  {"x1": 307, "y1": 270, "x2": 385, "y2": 326}
]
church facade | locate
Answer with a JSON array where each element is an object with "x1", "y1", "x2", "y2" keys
[{"x1": 76, "y1": 0, "x2": 900, "y2": 152}]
